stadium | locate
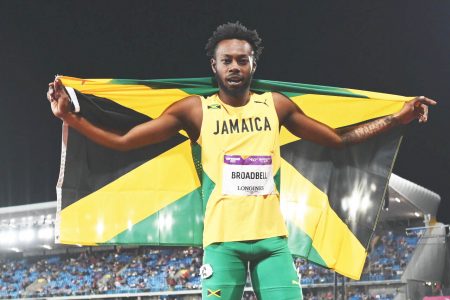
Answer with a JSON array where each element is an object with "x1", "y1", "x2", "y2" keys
[
  {"x1": 0, "y1": 174, "x2": 447, "y2": 300},
  {"x1": 1, "y1": 1, "x2": 449, "y2": 300}
]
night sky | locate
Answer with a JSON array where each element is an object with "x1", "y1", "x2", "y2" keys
[{"x1": 0, "y1": 1, "x2": 449, "y2": 223}]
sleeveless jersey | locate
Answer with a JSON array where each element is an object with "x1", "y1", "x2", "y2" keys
[{"x1": 197, "y1": 92, "x2": 288, "y2": 247}]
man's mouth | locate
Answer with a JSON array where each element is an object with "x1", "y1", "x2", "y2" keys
[{"x1": 227, "y1": 77, "x2": 243, "y2": 86}]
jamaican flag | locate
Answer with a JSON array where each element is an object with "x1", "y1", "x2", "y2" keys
[{"x1": 55, "y1": 76, "x2": 410, "y2": 279}]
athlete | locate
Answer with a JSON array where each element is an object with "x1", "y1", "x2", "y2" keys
[{"x1": 47, "y1": 22, "x2": 435, "y2": 300}]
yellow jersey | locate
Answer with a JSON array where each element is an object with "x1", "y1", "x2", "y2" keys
[{"x1": 196, "y1": 92, "x2": 288, "y2": 247}]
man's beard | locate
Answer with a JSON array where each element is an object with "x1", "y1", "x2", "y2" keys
[{"x1": 215, "y1": 73, "x2": 253, "y2": 97}]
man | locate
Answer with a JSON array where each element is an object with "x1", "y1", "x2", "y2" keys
[{"x1": 48, "y1": 22, "x2": 435, "y2": 300}]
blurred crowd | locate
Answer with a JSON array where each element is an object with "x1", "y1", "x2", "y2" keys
[
  {"x1": 295, "y1": 229, "x2": 419, "y2": 286},
  {"x1": 0, "y1": 230, "x2": 418, "y2": 299}
]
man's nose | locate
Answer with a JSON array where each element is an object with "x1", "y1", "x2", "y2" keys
[{"x1": 228, "y1": 60, "x2": 240, "y2": 72}]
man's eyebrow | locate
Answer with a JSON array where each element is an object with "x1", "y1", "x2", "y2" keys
[{"x1": 219, "y1": 54, "x2": 251, "y2": 58}]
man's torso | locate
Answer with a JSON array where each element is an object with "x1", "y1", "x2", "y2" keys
[{"x1": 196, "y1": 92, "x2": 288, "y2": 247}]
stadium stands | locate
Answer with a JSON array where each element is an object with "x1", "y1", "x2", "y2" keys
[{"x1": 0, "y1": 229, "x2": 418, "y2": 299}]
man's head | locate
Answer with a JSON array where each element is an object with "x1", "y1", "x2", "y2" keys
[
  {"x1": 205, "y1": 22, "x2": 263, "y2": 96},
  {"x1": 205, "y1": 22, "x2": 263, "y2": 63}
]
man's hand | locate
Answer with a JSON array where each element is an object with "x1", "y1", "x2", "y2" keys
[
  {"x1": 394, "y1": 96, "x2": 437, "y2": 125},
  {"x1": 47, "y1": 78, "x2": 71, "y2": 120}
]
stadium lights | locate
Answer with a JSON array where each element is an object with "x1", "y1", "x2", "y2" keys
[
  {"x1": 414, "y1": 212, "x2": 421, "y2": 217},
  {"x1": 37, "y1": 227, "x2": 54, "y2": 240},
  {"x1": 10, "y1": 247, "x2": 20, "y2": 253},
  {"x1": 395, "y1": 197, "x2": 401, "y2": 203},
  {"x1": 43, "y1": 214, "x2": 54, "y2": 225},
  {"x1": 0, "y1": 229, "x2": 17, "y2": 245},
  {"x1": 18, "y1": 228, "x2": 35, "y2": 242},
  {"x1": 42, "y1": 245, "x2": 52, "y2": 250},
  {"x1": 19, "y1": 216, "x2": 34, "y2": 227},
  {"x1": 0, "y1": 219, "x2": 56, "y2": 249}
]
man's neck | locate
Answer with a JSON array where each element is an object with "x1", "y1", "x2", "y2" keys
[{"x1": 218, "y1": 88, "x2": 251, "y2": 107}]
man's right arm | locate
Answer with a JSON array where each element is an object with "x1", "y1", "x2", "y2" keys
[
  {"x1": 273, "y1": 92, "x2": 436, "y2": 148},
  {"x1": 48, "y1": 78, "x2": 199, "y2": 151}
]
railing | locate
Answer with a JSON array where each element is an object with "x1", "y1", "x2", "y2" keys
[{"x1": 0, "y1": 280, "x2": 405, "y2": 300}]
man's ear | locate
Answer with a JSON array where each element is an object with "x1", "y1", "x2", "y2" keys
[
  {"x1": 211, "y1": 58, "x2": 217, "y2": 74},
  {"x1": 251, "y1": 60, "x2": 257, "y2": 74}
]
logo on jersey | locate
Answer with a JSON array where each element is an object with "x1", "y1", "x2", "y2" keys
[
  {"x1": 213, "y1": 117, "x2": 272, "y2": 135},
  {"x1": 208, "y1": 104, "x2": 221, "y2": 109},
  {"x1": 254, "y1": 98, "x2": 269, "y2": 106}
]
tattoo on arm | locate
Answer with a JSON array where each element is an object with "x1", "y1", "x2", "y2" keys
[{"x1": 341, "y1": 115, "x2": 399, "y2": 145}]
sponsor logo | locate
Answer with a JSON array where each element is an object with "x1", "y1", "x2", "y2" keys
[
  {"x1": 208, "y1": 104, "x2": 221, "y2": 109},
  {"x1": 254, "y1": 98, "x2": 268, "y2": 106}
]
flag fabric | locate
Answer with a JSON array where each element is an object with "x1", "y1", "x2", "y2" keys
[{"x1": 55, "y1": 76, "x2": 410, "y2": 279}]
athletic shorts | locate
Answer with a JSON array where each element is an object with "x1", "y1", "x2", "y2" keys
[{"x1": 201, "y1": 237, "x2": 303, "y2": 300}]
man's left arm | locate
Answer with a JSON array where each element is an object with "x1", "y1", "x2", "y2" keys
[{"x1": 274, "y1": 93, "x2": 437, "y2": 148}]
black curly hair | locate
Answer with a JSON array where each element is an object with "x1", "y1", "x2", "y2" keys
[{"x1": 205, "y1": 21, "x2": 263, "y2": 62}]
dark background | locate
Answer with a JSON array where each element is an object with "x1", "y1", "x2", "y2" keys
[{"x1": 0, "y1": 1, "x2": 448, "y2": 223}]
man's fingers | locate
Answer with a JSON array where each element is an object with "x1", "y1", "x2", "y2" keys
[
  {"x1": 54, "y1": 78, "x2": 61, "y2": 91},
  {"x1": 417, "y1": 104, "x2": 428, "y2": 123},
  {"x1": 47, "y1": 87, "x2": 55, "y2": 102},
  {"x1": 422, "y1": 105, "x2": 429, "y2": 122},
  {"x1": 53, "y1": 78, "x2": 69, "y2": 99},
  {"x1": 53, "y1": 78, "x2": 66, "y2": 99},
  {"x1": 417, "y1": 96, "x2": 437, "y2": 106},
  {"x1": 419, "y1": 103, "x2": 427, "y2": 113},
  {"x1": 54, "y1": 78, "x2": 66, "y2": 98},
  {"x1": 47, "y1": 83, "x2": 56, "y2": 102}
]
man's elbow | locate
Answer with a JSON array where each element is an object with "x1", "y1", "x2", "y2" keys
[
  {"x1": 113, "y1": 136, "x2": 134, "y2": 152},
  {"x1": 115, "y1": 135, "x2": 152, "y2": 152},
  {"x1": 321, "y1": 135, "x2": 345, "y2": 149},
  {"x1": 327, "y1": 139, "x2": 345, "y2": 149},
  {"x1": 116, "y1": 144, "x2": 132, "y2": 152}
]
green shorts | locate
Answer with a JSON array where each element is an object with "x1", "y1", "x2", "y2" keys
[{"x1": 201, "y1": 237, "x2": 303, "y2": 300}]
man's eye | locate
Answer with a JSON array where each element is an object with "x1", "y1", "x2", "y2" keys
[{"x1": 222, "y1": 59, "x2": 231, "y2": 64}]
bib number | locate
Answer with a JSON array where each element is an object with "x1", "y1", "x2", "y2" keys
[{"x1": 222, "y1": 155, "x2": 275, "y2": 196}]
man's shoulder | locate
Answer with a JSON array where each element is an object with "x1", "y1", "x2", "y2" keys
[
  {"x1": 168, "y1": 95, "x2": 202, "y2": 122},
  {"x1": 270, "y1": 91, "x2": 290, "y2": 102},
  {"x1": 170, "y1": 95, "x2": 202, "y2": 112},
  {"x1": 177, "y1": 95, "x2": 203, "y2": 105}
]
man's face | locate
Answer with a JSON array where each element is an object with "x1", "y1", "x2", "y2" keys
[{"x1": 211, "y1": 39, "x2": 256, "y2": 95}]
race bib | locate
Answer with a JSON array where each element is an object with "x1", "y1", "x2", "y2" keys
[{"x1": 222, "y1": 155, "x2": 275, "y2": 196}]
